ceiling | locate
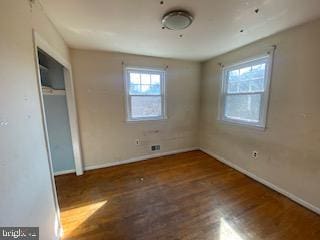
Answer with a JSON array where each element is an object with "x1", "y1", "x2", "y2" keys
[{"x1": 41, "y1": 0, "x2": 320, "y2": 61}]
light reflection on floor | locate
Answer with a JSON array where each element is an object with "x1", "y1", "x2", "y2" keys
[
  {"x1": 60, "y1": 200, "x2": 108, "y2": 238},
  {"x1": 220, "y1": 218, "x2": 244, "y2": 240}
]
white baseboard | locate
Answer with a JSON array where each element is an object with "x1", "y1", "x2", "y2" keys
[
  {"x1": 200, "y1": 147, "x2": 320, "y2": 215},
  {"x1": 54, "y1": 169, "x2": 76, "y2": 176},
  {"x1": 84, "y1": 147, "x2": 199, "y2": 171},
  {"x1": 55, "y1": 226, "x2": 63, "y2": 240},
  {"x1": 63, "y1": 146, "x2": 319, "y2": 215}
]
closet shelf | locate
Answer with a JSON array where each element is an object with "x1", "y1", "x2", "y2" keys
[
  {"x1": 42, "y1": 86, "x2": 66, "y2": 96},
  {"x1": 39, "y1": 64, "x2": 49, "y2": 71}
]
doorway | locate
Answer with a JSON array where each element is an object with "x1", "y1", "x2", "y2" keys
[
  {"x1": 38, "y1": 49, "x2": 76, "y2": 175},
  {"x1": 33, "y1": 32, "x2": 83, "y2": 237}
]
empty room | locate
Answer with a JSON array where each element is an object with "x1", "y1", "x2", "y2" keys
[{"x1": 1, "y1": 0, "x2": 320, "y2": 239}]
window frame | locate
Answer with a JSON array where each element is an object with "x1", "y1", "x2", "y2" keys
[
  {"x1": 124, "y1": 66, "x2": 167, "y2": 122},
  {"x1": 219, "y1": 54, "x2": 273, "y2": 129}
]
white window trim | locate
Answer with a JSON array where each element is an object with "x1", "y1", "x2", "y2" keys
[
  {"x1": 218, "y1": 52, "x2": 274, "y2": 129},
  {"x1": 124, "y1": 66, "x2": 167, "y2": 122}
]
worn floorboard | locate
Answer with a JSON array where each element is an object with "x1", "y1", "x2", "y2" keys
[{"x1": 55, "y1": 150, "x2": 320, "y2": 240}]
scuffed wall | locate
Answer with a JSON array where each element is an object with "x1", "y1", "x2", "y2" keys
[
  {"x1": 0, "y1": 0, "x2": 70, "y2": 239},
  {"x1": 200, "y1": 19, "x2": 320, "y2": 210},
  {"x1": 71, "y1": 49, "x2": 201, "y2": 168}
]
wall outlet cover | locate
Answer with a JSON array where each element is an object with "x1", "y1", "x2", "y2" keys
[{"x1": 151, "y1": 145, "x2": 160, "y2": 151}]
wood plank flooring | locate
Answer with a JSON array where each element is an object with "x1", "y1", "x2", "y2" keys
[{"x1": 55, "y1": 150, "x2": 320, "y2": 240}]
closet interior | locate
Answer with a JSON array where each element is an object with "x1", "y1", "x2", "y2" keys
[{"x1": 38, "y1": 49, "x2": 75, "y2": 175}]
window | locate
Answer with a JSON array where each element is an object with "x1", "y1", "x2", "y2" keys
[
  {"x1": 125, "y1": 67, "x2": 166, "y2": 121},
  {"x1": 220, "y1": 55, "x2": 273, "y2": 128}
]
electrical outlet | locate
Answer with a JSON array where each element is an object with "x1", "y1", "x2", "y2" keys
[
  {"x1": 151, "y1": 145, "x2": 160, "y2": 151},
  {"x1": 252, "y1": 151, "x2": 258, "y2": 159}
]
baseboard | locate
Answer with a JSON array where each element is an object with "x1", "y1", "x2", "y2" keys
[
  {"x1": 84, "y1": 147, "x2": 199, "y2": 171},
  {"x1": 55, "y1": 226, "x2": 63, "y2": 240},
  {"x1": 54, "y1": 169, "x2": 76, "y2": 176},
  {"x1": 199, "y1": 147, "x2": 320, "y2": 215}
]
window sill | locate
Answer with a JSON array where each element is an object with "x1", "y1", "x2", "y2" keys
[
  {"x1": 126, "y1": 116, "x2": 168, "y2": 123},
  {"x1": 218, "y1": 118, "x2": 266, "y2": 131}
]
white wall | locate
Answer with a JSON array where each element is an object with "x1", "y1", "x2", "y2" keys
[
  {"x1": 200, "y1": 19, "x2": 320, "y2": 210},
  {"x1": 32, "y1": 1, "x2": 69, "y2": 63},
  {"x1": 1, "y1": 2, "x2": 320, "y2": 237},
  {"x1": 0, "y1": 0, "x2": 70, "y2": 239},
  {"x1": 71, "y1": 49, "x2": 201, "y2": 168}
]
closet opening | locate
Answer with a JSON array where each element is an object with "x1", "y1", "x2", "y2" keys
[
  {"x1": 36, "y1": 48, "x2": 83, "y2": 177},
  {"x1": 34, "y1": 32, "x2": 83, "y2": 237}
]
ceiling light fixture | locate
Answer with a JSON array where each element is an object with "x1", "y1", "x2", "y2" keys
[{"x1": 161, "y1": 10, "x2": 193, "y2": 30}]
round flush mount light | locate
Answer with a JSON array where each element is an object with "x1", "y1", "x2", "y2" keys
[{"x1": 161, "y1": 10, "x2": 193, "y2": 30}]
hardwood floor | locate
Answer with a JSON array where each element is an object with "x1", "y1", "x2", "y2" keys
[{"x1": 55, "y1": 150, "x2": 320, "y2": 240}]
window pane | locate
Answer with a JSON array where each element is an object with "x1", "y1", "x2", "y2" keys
[
  {"x1": 141, "y1": 84, "x2": 151, "y2": 93},
  {"x1": 151, "y1": 74, "x2": 160, "y2": 85},
  {"x1": 240, "y1": 66, "x2": 251, "y2": 77},
  {"x1": 129, "y1": 73, "x2": 161, "y2": 95},
  {"x1": 229, "y1": 69, "x2": 239, "y2": 81},
  {"x1": 130, "y1": 84, "x2": 160, "y2": 95},
  {"x1": 131, "y1": 96, "x2": 162, "y2": 118},
  {"x1": 129, "y1": 84, "x2": 141, "y2": 95},
  {"x1": 252, "y1": 63, "x2": 266, "y2": 78},
  {"x1": 225, "y1": 94, "x2": 261, "y2": 122},
  {"x1": 130, "y1": 73, "x2": 140, "y2": 84},
  {"x1": 227, "y1": 63, "x2": 266, "y2": 93},
  {"x1": 149, "y1": 84, "x2": 160, "y2": 95},
  {"x1": 250, "y1": 63, "x2": 266, "y2": 92},
  {"x1": 141, "y1": 74, "x2": 150, "y2": 84},
  {"x1": 150, "y1": 74, "x2": 161, "y2": 94}
]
